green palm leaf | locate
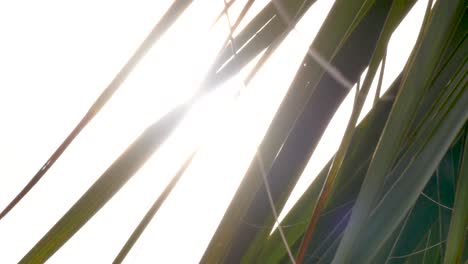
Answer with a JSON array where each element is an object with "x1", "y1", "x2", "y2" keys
[
  {"x1": 208, "y1": 1, "x2": 397, "y2": 262},
  {"x1": 333, "y1": 1, "x2": 466, "y2": 262},
  {"x1": 201, "y1": 1, "x2": 397, "y2": 262},
  {"x1": 444, "y1": 129, "x2": 468, "y2": 263},
  {"x1": 19, "y1": 103, "x2": 191, "y2": 264},
  {"x1": 6, "y1": 0, "x2": 468, "y2": 263}
]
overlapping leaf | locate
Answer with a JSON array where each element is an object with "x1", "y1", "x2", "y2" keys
[
  {"x1": 10, "y1": 0, "x2": 468, "y2": 263},
  {"x1": 224, "y1": 1, "x2": 397, "y2": 262},
  {"x1": 333, "y1": 1, "x2": 466, "y2": 262}
]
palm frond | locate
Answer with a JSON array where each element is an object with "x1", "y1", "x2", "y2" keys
[{"x1": 4, "y1": 0, "x2": 467, "y2": 263}]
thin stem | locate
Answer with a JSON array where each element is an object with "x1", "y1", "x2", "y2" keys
[
  {"x1": 389, "y1": 240, "x2": 446, "y2": 259},
  {"x1": 384, "y1": 207, "x2": 414, "y2": 264},
  {"x1": 422, "y1": 229, "x2": 432, "y2": 263},
  {"x1": 271, "y1": 0, "x2": 353, "y2": 90},
  {"x1": 257, "y1": 153, "x2": 296, "y2": 264},
  {"x1": 421, "y1": 191, "x2": 453, "y2": 211},
  {"x1": 113, "y1": 150, "x2": 198, "y2": 263},
  {"x1": 374, "y1": 48, "x2": 387, "y2": 105}
]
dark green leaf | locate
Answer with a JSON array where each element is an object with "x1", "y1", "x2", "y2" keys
[
  {"x1": 251, "y1": 76, "x2": 401, "y2": 263},
  {"x1": 202, "y1": 1, "x2": 394, "y2": 262},
  {"x1": 333, "y1": 1, "x2": 466, "y2": 262},
  {"x1": 445, "y1": 129, "x2": 468, "y2": 263}
]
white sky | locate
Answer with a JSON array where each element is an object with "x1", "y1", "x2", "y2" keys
[{"x1": 0, "y1": 0, "x2": 428, "y2": 263}]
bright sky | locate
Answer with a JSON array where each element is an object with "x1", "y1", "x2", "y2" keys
[{"x1": 0, "y1": 0, "x2": 428, "y2": 263}]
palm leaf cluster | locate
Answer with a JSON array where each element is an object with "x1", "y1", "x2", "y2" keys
[{"x1": 1, "y1": 0, "x2": 467, "y2": 263}]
